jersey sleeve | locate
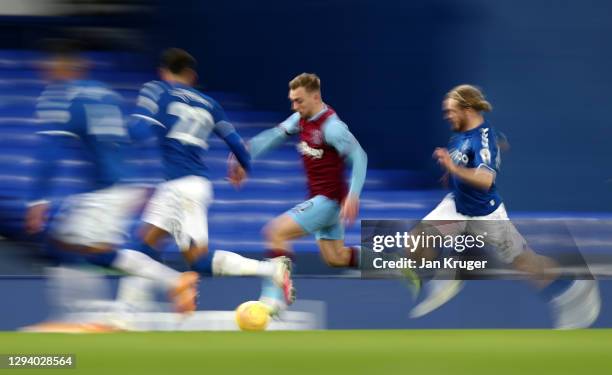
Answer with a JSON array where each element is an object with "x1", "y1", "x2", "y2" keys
[
  {"x1": 134, "y1": 81, "x2": 165, "y2": 117},
  {"x1": 210, "y1": 101, "x2": 251, "y2": 171},
  {"x1": 248, "y1": 112, "x2": 298, "y2": 160},
  {"x1": 210, "y1": 100, "x2": 232, "y2": 136},
  {"x1": 323, "y1": 119, "x2": 368, "y2": 197},
  {"x1": 278, "y1": 112, "x2": 301, "y2": 135},
  {"x1": 129, "y1": 81, "x2": 168, "y2": 141},
  {"x1": 322, "y1": 119, "x2": 359, "y2": 156},
  {"x1": 471, "y1": 129, "x2": 498, "y2": 175}
]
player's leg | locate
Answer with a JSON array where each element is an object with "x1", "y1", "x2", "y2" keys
[
  {"x1": 263, "y1": 212, "x2": 309, "y2": 258},
  {"x1": 476, "y1": 204, "x2": 601, "y2": 329},
  {"x1": 66, "y1": 185, "x2": 199, "y2": 313},
  {"x1": 171, "y1": 177, "x2": 291, "y2": 287},
  {"x1": 264, "y1": 195, "x2": 346, "y2": 257},
  {"x1": 136, "y1": 176, "x2": 294, "y2": 303},
  {"x1": 256, "y1": 213, "x2": 305, "y2": 311},
  {"x1": 474, "y1": 204, "x2": 564, "y2": 286},
  {"x1": 417, "y1": 194, "x2": 467, "y2": 256},
  {"x1": 259, "y1": 196, "x2": 342, "y2": 311},
  {"x1": 318, "y1": 239, "x2": 353, "y2": 267},
  {"x1": 315, "y1": 215, "x2": 360, "y2": 268},
  {"x1": 409, "y1": 194, "x2": 467, "y2": 318},
  {"x1": 510, "y1": 247, "x2": 599, "y2": 329},
  {"x1": 40, "y1": 186, "x2": 199, "y2": 330},
  {"x1": 268, "y1": 195, "x2": 360, "y2": 268}
]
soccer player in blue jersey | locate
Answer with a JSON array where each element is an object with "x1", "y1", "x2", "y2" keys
[
  {"x1": 409, "y1": 84, "x2": 600, "y2": 329},
  {"x1": 24, "y1": 41, "x2": 199, "y2": 321},
  {"x1": 122, "y1": 48, "x2": 293, "y2": 309}
]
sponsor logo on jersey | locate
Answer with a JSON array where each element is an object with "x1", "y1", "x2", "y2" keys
[
  {"x1": 297, "y1": 141, "x2": 324, "y2": 159},
  {"x1": 449, "y1": 148, "x2": 469, "y2": 166}
]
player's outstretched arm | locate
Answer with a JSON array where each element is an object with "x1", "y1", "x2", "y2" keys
[
  {"x1": 249, "y1": 112, "x2": 299, "y2": 159},
  {"x1": 249, "y1": 126, "x2": 290, "y2": 159},
  {"x1": 216, "y1": 121, "x2": 251, "y2": 172},
  {"x1": 221, "y1": 127, "x2": 251, "y2": 189},
  {"x1": 433, "y1": 147, "x2": 494, "y2": 191}
]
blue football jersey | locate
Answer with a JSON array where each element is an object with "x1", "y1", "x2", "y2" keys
[
  {"x1": 448, "y1": 122, "x2": 502, "y2": 216},
  {"x1": 131, "y1": 80, "x2": 248, "y2": 180},
  {"x1": 34, "y1": 79, "x2": 130, "y2": 198}
]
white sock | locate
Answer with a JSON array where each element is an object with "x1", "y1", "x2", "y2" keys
[
  {"x1": 116, "y1": 276, "x2": 158, "y2": 309},
  {"x1": 212, "y1": 250, "x2": 275, "y2": 277},
  {"x1": 46, "y1": 266, "x2": 112, "y2": 317},
  {"x1": 112, "y1": 249, "x2": 180, "y2": 289}
]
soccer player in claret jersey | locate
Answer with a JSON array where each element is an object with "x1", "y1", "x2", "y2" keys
[
  {"x1": 229, "y1": 73, "x2": 367, "y2": 311},
  {"x1": 121, "y1": 48, "x2": 294, "y2": 310},
  {"x1": 409, "y1": 84, "x2": 601, "y2": 329}
]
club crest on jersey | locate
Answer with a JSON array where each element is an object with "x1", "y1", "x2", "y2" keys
[
  {"x1": 297, "y1": 141, "x2": 324, "y2": 159},
  {"x1": 310, "y1": 129, "x2": 323, "y2": 145}
]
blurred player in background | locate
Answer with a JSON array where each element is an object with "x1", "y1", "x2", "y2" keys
[
  {"x1": 121, "y1": 48, "x2": 293, "y2": 312},
  {"x1": 24, "y1": 40, "x2": 199, "y2": 329},
  {"x1": 409, "y1": 84, "x2": 600, "y2": 329},
  {"x1": 229, "y1": 73, "x2": 367, "y2": 311}
]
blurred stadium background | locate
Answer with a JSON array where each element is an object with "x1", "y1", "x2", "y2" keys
[{"x1": 1, "y1": 0, "x2": 612, "y2": 359}]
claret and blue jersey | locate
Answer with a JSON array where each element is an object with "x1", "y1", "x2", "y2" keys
[{"x1": 448, "y1": 121, "x2": 502, "y2": 216}]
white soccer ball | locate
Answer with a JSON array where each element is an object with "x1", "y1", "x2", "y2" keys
[{"x1": 235, "y1": 301, "x2": 271, "y2": 331}]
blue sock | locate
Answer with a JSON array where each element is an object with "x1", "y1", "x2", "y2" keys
[
  {"x1": 538, "y1": 278, "x2": 574, "y2": 301},
  {"x1": 190, "y1": 249, "x2": 215, "y2": 276},
  {"x1": 84, "y1": 250, "x2": 119, "y2": 268},
  {"x1": 137, "y1": 241, "x2": 162, "y2": 262},
  {"x1": 44, "y1": 242, "x2": 82, "y2": 266}
]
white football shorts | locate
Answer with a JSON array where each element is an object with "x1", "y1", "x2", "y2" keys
[
  {"x1": 141, "y1": 175, "x2": 213, "y2": 251},
  {"x1": 52, "y1": 184, "x2": 148, "y2": 248},
  {"x1": 422, "y1": 193, "x2": 526, "y2": 263}
]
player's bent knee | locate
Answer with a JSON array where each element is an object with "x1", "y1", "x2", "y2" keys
[
  {"x1": 512, "y1": 252, "x2": 541, "y2": 275},
  {"x1": 141, "y1": 224, "x2": 169, "y2": 249},
  {"x1": 184, "y1": 244, "x2": 209, "y2": 264},
  {"x1": 262, "y1": 222, "x2": 276, "y2": 241}
]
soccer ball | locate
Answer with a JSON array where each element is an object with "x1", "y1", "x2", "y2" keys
[{"x1": 235, "y1": 301, "x2": 271, "y2": 331}]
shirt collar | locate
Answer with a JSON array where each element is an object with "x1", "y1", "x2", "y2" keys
[
  {"x1": 308, "y1": 104, "x2": 329, "y2": 121},
  {"x1": 460, "y1": 120, "x2": 488, "y2": 135}
]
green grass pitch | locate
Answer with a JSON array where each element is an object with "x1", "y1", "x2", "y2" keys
[{"x1": 0, "y1": 330, "x2": 611, "y2": 375}]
